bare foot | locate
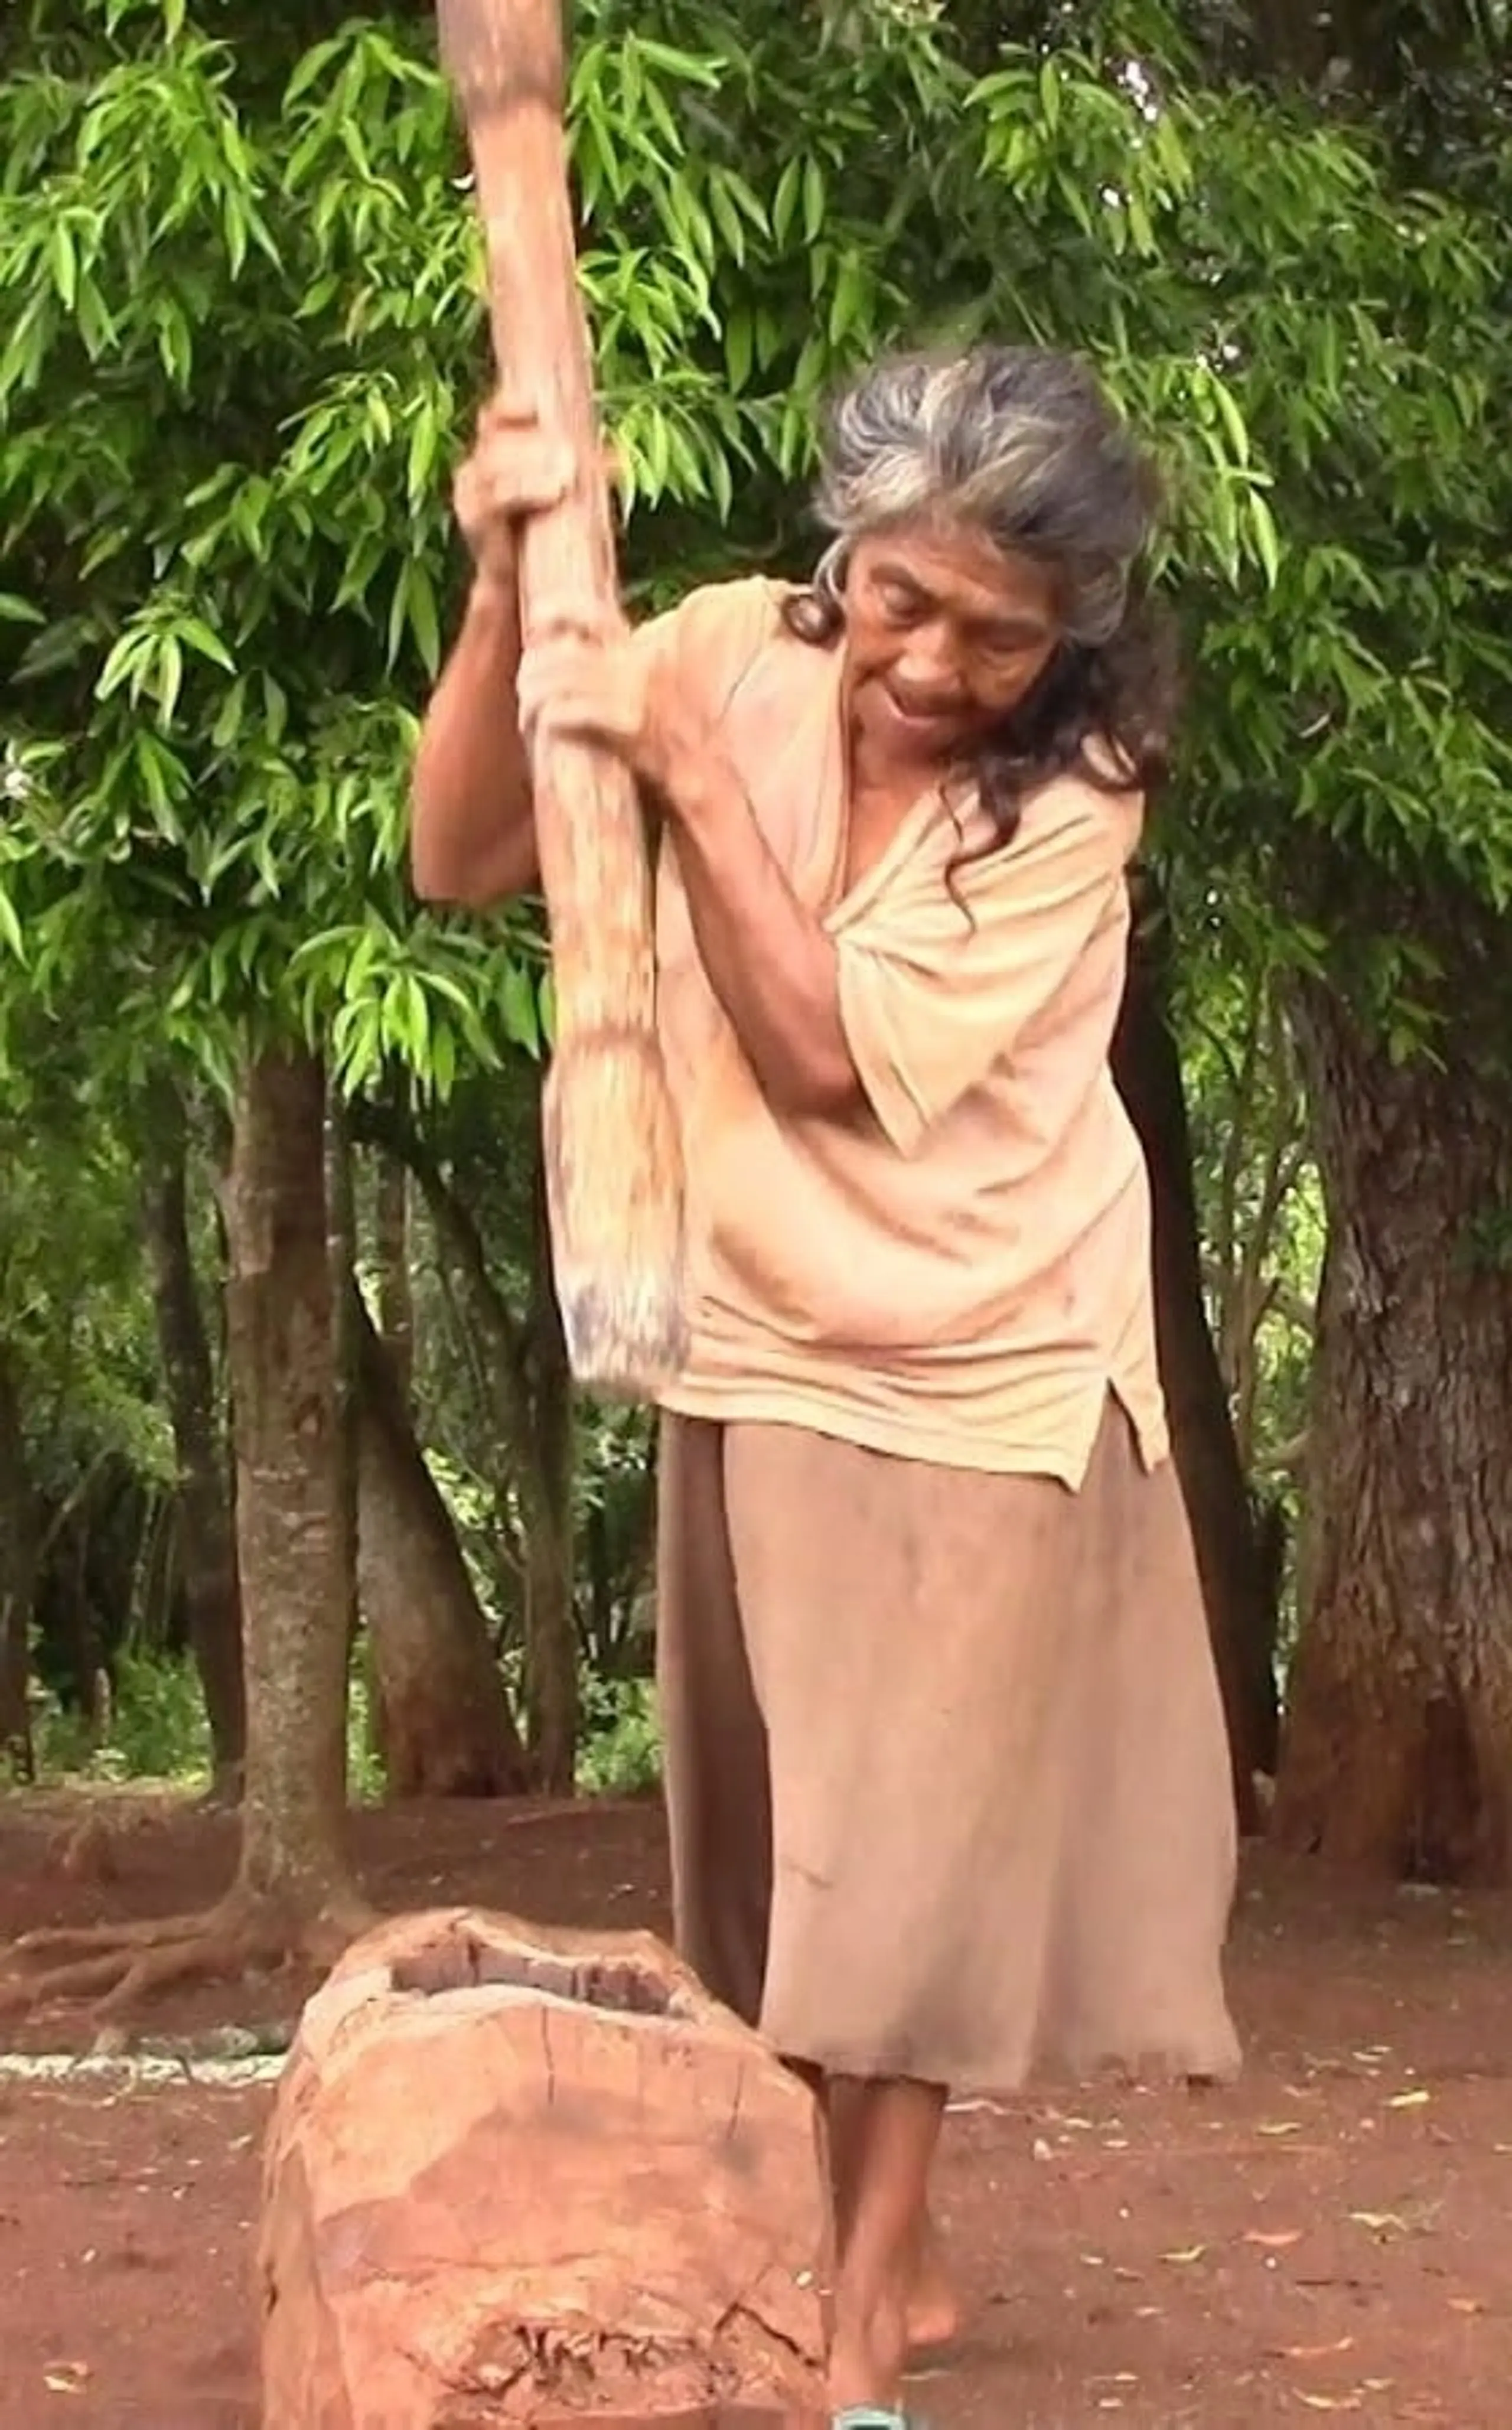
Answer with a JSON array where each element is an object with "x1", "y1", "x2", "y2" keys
[
  {"x1": 905, "y1": 2219, "x2": 963, "y2": 2354},
  {"x1": 826, "y1": 2289, "x2": 908, "y2": 2416}
]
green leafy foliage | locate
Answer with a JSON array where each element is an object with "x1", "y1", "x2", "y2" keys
[{"x1": 575, "y1": 1675, "x2": 662, "y2": 1795}]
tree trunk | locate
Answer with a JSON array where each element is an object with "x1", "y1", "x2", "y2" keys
[
  {"x1": 142, "y1": 1072, "x2": 246, "y2": 1796},
  {"x1": 1112, "y1": 878, "x2": 1276, "y2": 1826},
  {"x1": 224, "y1": 1046, "x2": 359, "y2": 1926},
  {"x1": 349, "y1": 1082, "x2": 581, "y2": 1794},
  {"x1": 353, "y1": 1290, "x2": 529, "y2": 1797},
  {"x1": 0, "y1": 1343, "x2": 36, "y2": 1780},
  {"x1": 1273, "y1": 975, "x2": 1512, "y2": 1883},
  {"x1": 518, "y1": 1134, "x2": 578, "y2": 1795}
]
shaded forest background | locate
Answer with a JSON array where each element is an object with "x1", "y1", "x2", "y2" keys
[{"x1": 1, "y1": 0, "x2": 1510, "y2": 1984}]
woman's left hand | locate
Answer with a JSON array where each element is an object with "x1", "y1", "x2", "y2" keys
[{"x1": 516, "y1": 624, "x2": 709, "y2": 803}]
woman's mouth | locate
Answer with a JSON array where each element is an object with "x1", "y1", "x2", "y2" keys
[{"x1": 882, "y1": 689, "x2": 967, "y2": 740}]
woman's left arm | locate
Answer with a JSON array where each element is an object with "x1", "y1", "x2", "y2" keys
[
  {"x1": 661, "y1": 749, "x2": 861, "y2": 1117},
  {"x1": 516, "y1": 626, "x2": 859, "y2": 1119}
]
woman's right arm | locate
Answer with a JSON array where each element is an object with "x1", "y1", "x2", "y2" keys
[
  {"x1": 409, "y1": 398, "x2": 580, "y2": 909},
  {"x1": 410, "y1": 569, "x2": 538, "y2": 908}
]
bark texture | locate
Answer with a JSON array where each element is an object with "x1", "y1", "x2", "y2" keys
[
  {"x1": 1273, "y1": 973, "x2": 1512, "y2": 1882},
  {"x1": 354, "y1": 1290, "x2": 529, "y2": 1797},
  {"x1": 142, "y1": 1073, "x2": 245, "y2": 1791},
  {"x1": 1113, "y1": 880, "x2": 1276, "y2": 1823},
  {"x1": 347, "y1": 1084, "x2": 581, "y2": 1792},
  {"x1": 224, "y1": 1048, "x2": 357, "y2": 1922}
]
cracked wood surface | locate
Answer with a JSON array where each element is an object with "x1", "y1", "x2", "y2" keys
[{"x1": 258, "y1": 1907, "x2": 828, "y2": 2426}]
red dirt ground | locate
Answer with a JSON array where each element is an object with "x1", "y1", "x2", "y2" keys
[{"x1": 2, "y1": 1789, "x2": 1510, "y2": 2427}]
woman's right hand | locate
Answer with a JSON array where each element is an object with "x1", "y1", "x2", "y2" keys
[{"x1": 453, "y1": 393, "x2": 576, "y2": 596}]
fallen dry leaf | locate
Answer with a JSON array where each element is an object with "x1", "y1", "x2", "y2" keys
[
  {"x1": 1161, "y1": 2244, "x2": 1207, "y2": 2264},
  {"x1": 1285, "y1": 2338, "x2": 1356, "y2": 2361},
  {"x1": 1387, "y1": 2089, "x2": 1431, "y2": 2110},
  {"x1": 42, "y1": 2363, "x2": 90, "y2": 2396},
  {"x1": 1246, "y1": 2228, "x2": 1304, "y2": 2250}
]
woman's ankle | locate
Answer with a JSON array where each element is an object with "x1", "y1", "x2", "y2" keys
[{"x1": 826, "y1": 2280, "x2": 908, "y2": 2412}]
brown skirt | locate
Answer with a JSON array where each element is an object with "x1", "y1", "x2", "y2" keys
[{"x1": 655, "y1": 1397, "x2": 1240, "y2": 2093}]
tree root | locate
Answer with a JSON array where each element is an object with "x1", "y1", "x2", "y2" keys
[{"x1": 0, "y1": 1888, "x2": 376, "y2": 2021}]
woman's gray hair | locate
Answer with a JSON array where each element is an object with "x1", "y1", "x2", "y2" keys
[
  {"x1": 801, "y1": 345, "x2": 1161, "y2": 646},
  {"x1": 783, "y1": 343, "x2": 1179, "y2": 849}
]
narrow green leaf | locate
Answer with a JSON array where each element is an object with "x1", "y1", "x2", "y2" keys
[
  {"x1": 210, "y1": 677, "x2": 247, "y2": 752},
  {"x1": 48, "y1": 221, "x2": 78, "y2": 311},
  {"x1": 801, "y1": 156, "x2": 827, "y2": 245},
  {"x1": 503, "y1": 959, "x2": 539, "y2": 1050},
  {"x1": 430, "y1": 1021, "x2": 457, "y2": 1097},
  {"x1": 179, "y1": 617, "x2": 236, "y2": 672},
  {"x1": 407, "y1": 559, "x2": 441, "y2": 679},
  {"x1": 157, "y1": 634, "x2": 185, "y2": 726},
  {"x1": 773, "y1": 158, "x2": 802, "y2": 246},
  {"x1": 708, "y1": 175, "x2": 747, "y2": 268},
  {"x1": 1211, "y1": 377, "x2": 1251, "y2": 469},
  {"x1": 406, "y1": 394, "x2": 437, "y2": 504},
  {"x1": 634, "y1": 38, "x2": 722, "y2": 85},
  {"x1": 1249, "y1": 493, "x2": 1282, "y2": 589},
  {"x1": 97, "y1": 631, "x2": 142, "y2": 702},
  {"x1": 0, "y1": 887, "x2": 24, "y2": 964}
]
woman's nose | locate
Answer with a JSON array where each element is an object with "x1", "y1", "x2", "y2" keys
[{"x1": 895, "y1": 624, "x2": 963, "y2": 689}]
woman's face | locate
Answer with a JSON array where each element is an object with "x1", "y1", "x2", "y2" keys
[{"x1": 842, "y1": 520, "x2": 1061, "y2": 775}]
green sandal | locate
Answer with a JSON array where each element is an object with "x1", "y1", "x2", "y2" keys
[{"x1": 832, "y1": 2411, "x2": 926, "y2": 2428}]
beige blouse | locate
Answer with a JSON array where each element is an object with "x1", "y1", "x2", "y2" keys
[{"x1": 636, "y1": 575, "x2": 1168, "y2": 1488}]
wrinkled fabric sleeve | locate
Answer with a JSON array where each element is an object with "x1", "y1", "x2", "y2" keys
[
  {"x1": 832, "y1": 787, "x2": 1139, "y2": 1158},
  {"x1": 627, "y1": 575, "x2": 783, "y2": 725}
]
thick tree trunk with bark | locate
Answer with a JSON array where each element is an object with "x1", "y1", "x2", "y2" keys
[
  {"x1": 142, "y1": 1073, "x2": 245, "y2": 1794},
  {"x1": 0, "y1": 1049, "x2": 371, "y2": 2018},
  {"x1": 1113, "y1": 881, "x2": 1275, "y2": 1825},
  {"x1": 354, "y1": 1291, "x2": 529, "y2": 1796},
  {"x1": 226, "y1": 1048, "x2": 360, "y2": 1926},
  {"x1": 349, "y1": 1085, "x2": 581, "y2": 1793},
  {"x1": 0, "y1": 1344, "x2": 36, "y2": 1780},
  {"x1": 1273, "y1": 977, "x2": 1512, "y2": 1882}
]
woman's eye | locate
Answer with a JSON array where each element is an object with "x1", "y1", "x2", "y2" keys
[{"x1": 876, "y1": 585, "x2": 921, "y2": 623}]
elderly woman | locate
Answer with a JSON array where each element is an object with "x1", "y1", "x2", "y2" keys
[{"x1": 410, "y1": 344, "x2": 1239, "y2": 2429}]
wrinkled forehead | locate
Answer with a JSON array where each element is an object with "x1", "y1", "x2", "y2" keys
[{"x1": 854, "y1": 519, "x2": 1060, "y2": 633}]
